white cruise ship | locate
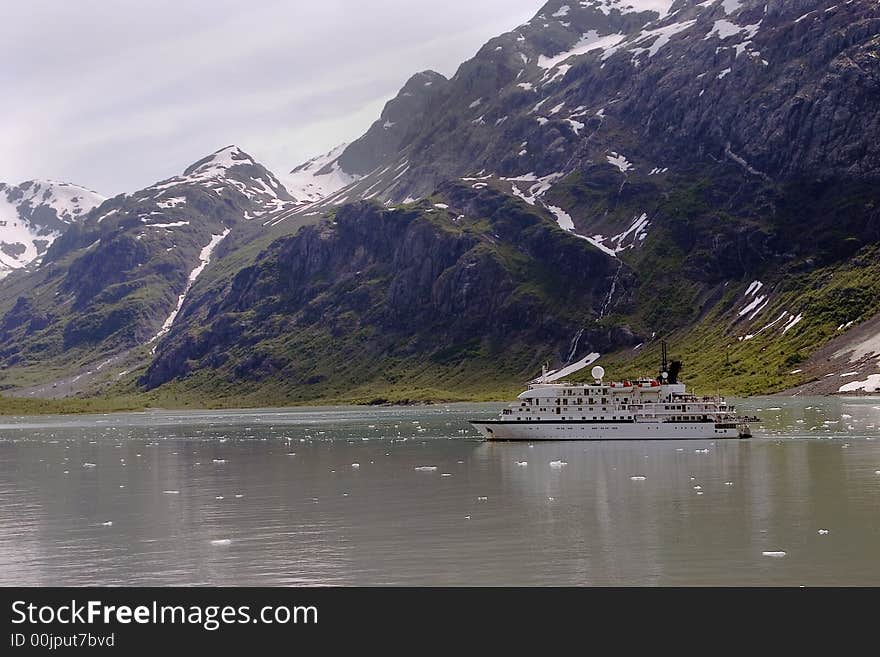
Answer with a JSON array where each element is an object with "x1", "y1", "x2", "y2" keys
[{"x1": 471, "y1": 344, "x2": 756, "y2": 441}]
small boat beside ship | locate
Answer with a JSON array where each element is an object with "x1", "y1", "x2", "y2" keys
[{"x1": 470, "y1": 343, "x2": 757, "y2": 441}]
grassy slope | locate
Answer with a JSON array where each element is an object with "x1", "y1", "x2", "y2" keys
[{"x1": 599, "y1": 243, "x2": 880, "y2": 396}]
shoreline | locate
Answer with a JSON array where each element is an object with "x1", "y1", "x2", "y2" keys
[{"x1": 2, "y1": 390, "x2": 871, "y2": 419}]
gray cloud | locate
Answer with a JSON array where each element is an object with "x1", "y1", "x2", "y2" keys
[{"x1": 2, "y1": 0, "x2": 540, "y2": 195}]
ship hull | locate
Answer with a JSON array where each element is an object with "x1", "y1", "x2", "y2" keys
[{"x1": 470, "y1": 420, "x2": 746, "y2": 441}]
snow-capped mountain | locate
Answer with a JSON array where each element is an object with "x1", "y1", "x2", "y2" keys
[
  {"x1": 0, "y1": 180, "x2": 105, "y2": 278},
  {"x1": 0, "y1": 145, "x2": 303, "y2": 395},
  {"x1": 135, "y1": 145, "x2": 295, "y2": 219}
]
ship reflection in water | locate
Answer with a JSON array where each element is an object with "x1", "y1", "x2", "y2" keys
[{"x1": 0, "y1": 397, "x2": 878, "y2": 586}]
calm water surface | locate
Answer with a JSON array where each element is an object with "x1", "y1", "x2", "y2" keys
[{"x1": 1, "y1": 397, "x2": 879, "y2": 586}]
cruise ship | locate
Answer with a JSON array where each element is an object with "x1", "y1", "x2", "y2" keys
[{"x1": 471, "y1": 344, "x2": 755, "y2": 441}]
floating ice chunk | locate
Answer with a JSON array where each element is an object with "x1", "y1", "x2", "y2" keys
[
  {"x1": 210, "y1": 539, "x2": 232, "y2": 546},
  {"x1": 83, "y1": 463, "x2": 97, "y2": 468},
  {"x1": 549, "y1": 460, "x2": 568, "y2": 468},
  {"x1": 516, "y1": 461, "x2": 528, "y2": 467},
  {"x1": 100, "y1": 521, "x2": 113, "y2": 527},
  {"x1": 762, "y1": 551, "x2": 787, "y2": 557},
  {"x1": 817, "y1": 529, "x2": 830, "y2": 535},
  {"x1": 212, "y1": 459, "x2": 227, "y2": 464},
  {"x1": 630, "y1": 476, "x2": 646, "y2": 481},
  {"x1": 234, "y1": 494, "x2": 244, "y2": 498},
  {"x1": 693, "y1": 485, "x2": 703, "y2": 490},
  {"x1": 548, "y1": 496, "x2": 555, "y2": 501},
  {"x1": 163, "y1": 490, "x2": 180, "y2": 495},
  {"x1": 477, "y1": 496, "x2": 488, "y2": 501},
  {"x1": 724, "y1": 482, "x2": 734, "y2": 486},
  {"x1": 215, "y1": 495, "x2": 224, "y2": 500},
  {"x1": 695, "y1": 448, "x2": 709, "y2": 454},
  {"x1": 414, "y1": 466, "x2": 438, "y2": 472},
  {"x1": 441, "y1": 473, "x2": 452, "y2": 477},
  {"x1": 351, "y1": 463, "x2": 360, "y2": 469}
]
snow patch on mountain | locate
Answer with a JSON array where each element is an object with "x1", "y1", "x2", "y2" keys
[
  {"x1": 149, "y1": 229, "x2": 231, "y2": 349},
  {"x1": 577, "y1": 0, "x2": 676, "y2": 19},
  {"x1": 606, "y1": 152, "x2": 634, "y2": 172},
  {"x1": 0, "y1": 180, "x2": 105, "y2": 278},
  {"x1": 546, "y1": 204, "x2": 618, "y2": 257},
  {"x1": 284, "y1": 143, "x2": 361, "y2": 205},
  {"x1": 538, "y1": 30, "x2": 627, "y2": 69}
]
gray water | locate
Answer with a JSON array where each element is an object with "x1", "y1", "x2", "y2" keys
[{"x1": 1, "y1": 397, "x2": 879, "y2": 586}]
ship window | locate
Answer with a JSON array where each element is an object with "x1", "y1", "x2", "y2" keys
[{"x1": 563, "y1": 399, "x2": 568, "y2": 405}]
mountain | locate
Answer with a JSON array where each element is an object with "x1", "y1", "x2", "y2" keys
[
  {"x1": 0, "y1": 146, "x2": 301, "y2": 397},
  {"x1": 270, "y1": 0, "x2": 880, "y2": 397},
  {"x1": 2, "y1": 0, "x2": 879, "y2": 405},
  {"x1": 0, "y1": 180, "x2": 105, "y2": 278},
  {"x1": 298, "y1": 0, "x2": 879, "y2": 208},
  {"x1": 141, "y1": 180, "x2": 636, "y2": 403}
]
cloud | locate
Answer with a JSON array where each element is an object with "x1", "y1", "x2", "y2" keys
[{"x1": 1, "y1": 0, "x2": 540, "y2": 195}]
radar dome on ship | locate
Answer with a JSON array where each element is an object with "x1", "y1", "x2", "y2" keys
[{"x1": 591, "y1": 365, "x2": 605, "y2": 380}]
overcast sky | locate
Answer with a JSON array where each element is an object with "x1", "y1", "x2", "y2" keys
[{"x1": 2, "y1": 0, "x2": 540, "y2": 196}]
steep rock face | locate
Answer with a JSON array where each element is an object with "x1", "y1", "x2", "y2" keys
[
  {"x1": 142, "y1": 183, "x2": 637, "y2": 397},
  {"x1": 299, "y1": 0, "x2": 879, "y2": 205},
  {"x1": 0, "y1": 180, "x2": 105, "y2": 278}
]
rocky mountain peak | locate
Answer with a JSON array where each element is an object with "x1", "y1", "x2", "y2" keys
[
  {"x1": 334, "y1": 70, "x2": 449, "y2": 177},
  {"x1": 182, "y1": 145, "x2": 258, "y2": 178},
  {"x1": 135, "y1": 145, "x2": 295, "y2": 217}
]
